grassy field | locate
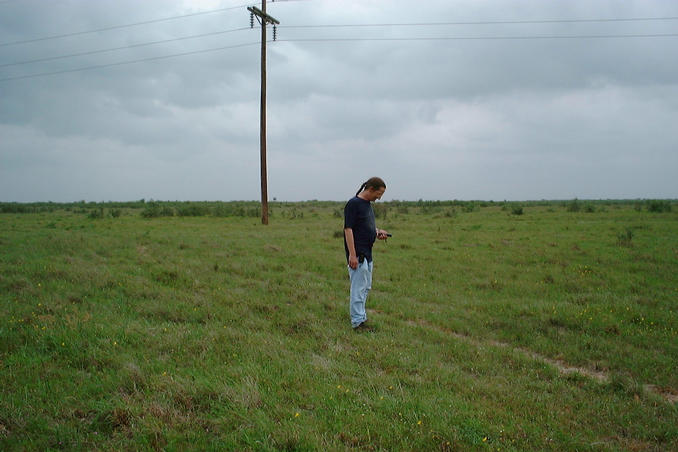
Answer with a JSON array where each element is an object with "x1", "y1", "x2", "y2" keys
[{"x1": 1, "y1": 200, "x2": 677, "y2": 451}]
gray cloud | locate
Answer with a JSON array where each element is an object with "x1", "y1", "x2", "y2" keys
[{"x1": 1, "y1": 0, "x2": 677, "y2": 202}]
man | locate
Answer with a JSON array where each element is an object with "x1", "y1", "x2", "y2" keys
[{"x1": 344, "y1": 177, "x2": 390, "y2": 330}]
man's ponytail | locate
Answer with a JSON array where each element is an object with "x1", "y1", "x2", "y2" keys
[{"x1": 355, "y1": 177, "x2": 386, "y2": 196}]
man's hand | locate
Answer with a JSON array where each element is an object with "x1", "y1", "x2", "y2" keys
[
  {"x1": 348, "y1": 254, "x2": 359, "y2": 269},
  {"x1": 377, "y1": 228, "x2": 390, "y2": 240}
]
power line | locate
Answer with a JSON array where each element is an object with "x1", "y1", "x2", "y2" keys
[
  {"x1": 4, "y1": 15, "x2": 677, "y2": 68},
  {"x1": 0, "y1": 4, "x2": 251, "y2": 47},
  {"x1": 0, "y1": 0, "x2": 311, "y2": 47},
  {"x1": 0, "y1": 27, "x2": 252, "y2": 68},
  {"x1": 282, "y1": 16, "x2": 678, "y2": 29},
  {"x1": 3, "y1": 30, "x2": 676, "y2": 83},
  {"x1": 2, "y1": 12, "x2": 677, "y2": 48},
  {"x1": 277, "y1": 32, "x2": 678, "y2": 43},
  {"x1": 0, "y1": 41, "x2": 259, "y2": 82}
]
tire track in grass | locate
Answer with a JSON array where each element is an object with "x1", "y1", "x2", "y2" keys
[{"x1": 407, "y1": 318, "x2": 678, "y2": 404}]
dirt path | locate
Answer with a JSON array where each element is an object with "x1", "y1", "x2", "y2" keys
[{"x1": 409, "y1": 318, "x2": 678, "y2": 404}]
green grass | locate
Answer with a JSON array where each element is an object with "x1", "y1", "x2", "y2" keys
[{"x1": 1, "y1": 201, "x2": 677, "y2": 450}]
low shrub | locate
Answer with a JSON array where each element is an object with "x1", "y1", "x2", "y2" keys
[
  {"x1": 647, "y1": 200, "x2": 671, "y2": 213},
  {"x1": 177, "y1": 205, "x2": 209, "y2": 217},
  {"x1": 88, "y1": 208, "x2": 105, "y2": 219},
  {"x1": 567, "y1": 199, "x2": 581, "y2": 212},
  {"x1": 141, "y1": 204, "x2": 174, "y2": 218},
  {"x1": 373, "y1": 203, "x2": 388, "y2": 219}
]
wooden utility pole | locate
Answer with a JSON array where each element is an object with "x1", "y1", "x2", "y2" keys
[{"x1": 248, "y1": 1, "x2": 279, "y2": 225}]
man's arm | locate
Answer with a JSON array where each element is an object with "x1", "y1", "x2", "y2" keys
[{"x1": 344, "y1": 228, "x2": 359, "y2": 269}]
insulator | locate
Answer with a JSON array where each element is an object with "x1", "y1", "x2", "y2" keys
[
  {"x1": 273, "y1": 25, "x2": 277, "y2": 41},
  {"x1": 250, "y1": 12, "x2": 254, "y2": 28}
]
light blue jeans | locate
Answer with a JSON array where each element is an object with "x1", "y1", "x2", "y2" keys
[{"x1": 348, "y1": 259, "x2": 373, "y2": 328}]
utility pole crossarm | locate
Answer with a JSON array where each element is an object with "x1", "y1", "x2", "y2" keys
[{"x1": 247, "y1": 6, "x2": 280, "y2": 25}]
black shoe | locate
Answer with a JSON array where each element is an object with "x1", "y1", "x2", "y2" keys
[{"x1": 353, "y1": 321, "x2": 376, "y2": 332}]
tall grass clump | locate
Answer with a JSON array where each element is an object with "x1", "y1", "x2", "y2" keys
[
  {"x1": 140, "y1": 203, "x2": 175, "y2": 218},
  {"x1": 176, "y1": 204, "x2": 210, "y2": 217},
  {"x1": 617, "y1": 227, "x2": 634, "y2": 247},
  {"x1": 373, "y1": 203, "x2": 388, "y2": 219},
  {"x1": 647, "y1": 200, "x2": 672, "y2": 213},
  {"x1": 87, "y1": 208, "x2": 105, "y2": 219},
  {"x1": 212, "y1": 204, "x2": 258, "y2": 218},
  {"x1": 566, "y1": 198, "x2": 581, "y2": 212}
]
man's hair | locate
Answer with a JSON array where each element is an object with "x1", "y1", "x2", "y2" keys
[{"x1": 356, "y1": 177, "x2": 386, "y2": 196}]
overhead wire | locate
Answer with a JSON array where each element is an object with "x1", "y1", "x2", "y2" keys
[
  {"x1": 277, "y1": 32, "x2": 678, "y2": 43},
  {"x1": 0, "y1": 0, "x2": 312, "y2": 47},
  {"x1": 0, "y1": 27, "x2": 252, "y2": 68},
  {"x1": 2, "y1": 12, "x2": 677, "y2": 47},
  {"x1": 3, "y1": 15, "x2": 678, "y2": 68},
  {"x1": 282, "y1": 16, "x2": 678, "y2": 29},
  {"x1": 0, "y1": 3, "x2": 251, "y2": 47},
  {"x1": 0, "y1": 41, "x2": 260, "y2": 82},
  {"x1": 3, "y1": 29, "x2": 677, "y2": 83},
  {"x1": 1, "y1": 7, "x2": 677, "y2": 83}
]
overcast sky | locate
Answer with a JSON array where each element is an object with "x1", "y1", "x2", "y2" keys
[{"x1": 1, "y1": 0, "x2": 677, "y2": 202}]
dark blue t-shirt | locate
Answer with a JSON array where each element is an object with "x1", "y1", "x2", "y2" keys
[{"x1": 344, "y1": 196, "x2": 376, "y2": 263}]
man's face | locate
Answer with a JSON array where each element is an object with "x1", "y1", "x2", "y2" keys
[{"x1": 367, "y1": 187, "x2": 385, "y2": 202}]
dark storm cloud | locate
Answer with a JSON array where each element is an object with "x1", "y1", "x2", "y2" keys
[{"x1": 1, "y1": 0, "x2": 677, "y2": 201}]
